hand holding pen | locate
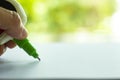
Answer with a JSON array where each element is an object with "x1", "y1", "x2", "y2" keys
[
  {"x1": 0, "y1": 0, "x2": 40, "y2": 61},
  {"x1": 0, "y1": 7, "x2": 28, "y2": 56}
]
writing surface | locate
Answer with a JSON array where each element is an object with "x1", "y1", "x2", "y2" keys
[{"x1": 0, "y1": 43, "x2": 120, "y2": 79}]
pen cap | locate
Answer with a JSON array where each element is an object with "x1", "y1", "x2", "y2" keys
[
  {"x1": 0, "y1": 0, "x2": 27, "y2": 45},
  {"x1": 13, "y1": 38, "x2": 39, "y2": 58}
]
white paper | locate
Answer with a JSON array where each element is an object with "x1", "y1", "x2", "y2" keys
[{"x1": 0, "y1": 43, "x2": 120, "y2": 79}]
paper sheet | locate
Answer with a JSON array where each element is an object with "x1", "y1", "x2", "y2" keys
[{"x1": 0, "y1": 43, "x2": 120, "y2": 79}]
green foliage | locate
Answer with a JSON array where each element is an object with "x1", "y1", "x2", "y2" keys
[{"x1": 18, "y1": 0, "x2": 116, "y2": 41}]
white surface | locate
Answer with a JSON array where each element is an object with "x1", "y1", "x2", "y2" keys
[{"x1": 0, "y1": 43, "x2": 120, "y2": 79}]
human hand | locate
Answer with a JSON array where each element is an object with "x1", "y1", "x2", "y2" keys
[{"x1": 0, "y1": 7, "x2": 28, "y2": 56}]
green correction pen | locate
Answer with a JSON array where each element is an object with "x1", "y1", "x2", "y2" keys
[{"x1": 13, "y1": 38, "x2": 40, "y2": 61}]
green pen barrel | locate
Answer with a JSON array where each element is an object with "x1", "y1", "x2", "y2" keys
[{"x1": 13, "y1": 38, "x2": 39, "y2": 58}]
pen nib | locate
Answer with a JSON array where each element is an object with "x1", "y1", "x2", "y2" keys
[{"x1": 37, "y1": 57, "x2": 41, "y2": 61}]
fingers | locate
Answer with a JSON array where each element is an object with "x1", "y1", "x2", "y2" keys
[
  {"x1": 0, "y1": 40, "x2": 16, "y2": 56},
  {"x1": 5, "y1": 40, "x2": 16, "y2": 49},
  {"x1": 0, "y1": 7, "x2": 28, "y2": 39},
  {"x1": 0, "y1": 45, "x2": 6, "y2": 56},
  {"x1": 0, "y1": 7, "x2": 28, "y2": 56}
]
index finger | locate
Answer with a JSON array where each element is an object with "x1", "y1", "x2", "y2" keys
[{"x1": 0, "y1": 7, "x2": 28, "y2": 39}]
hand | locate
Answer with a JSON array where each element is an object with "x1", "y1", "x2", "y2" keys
[{"x1": 0, "y1": 7, "x2": 28, "y2": 56}]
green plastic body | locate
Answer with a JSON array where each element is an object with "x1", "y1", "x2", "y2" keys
[{"x1": 13, "y1": 38, "x2": 39, "y2": 58}]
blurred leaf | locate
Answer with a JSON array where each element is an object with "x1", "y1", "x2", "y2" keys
[{"x1": 17, "y1": 0, "x2": 116, "y2": 41}]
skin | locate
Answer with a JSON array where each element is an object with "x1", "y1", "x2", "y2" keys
[{"x1": 0, "y1": 7, "x2": 28, "y2": 56}]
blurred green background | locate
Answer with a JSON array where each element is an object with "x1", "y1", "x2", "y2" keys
[{"x1": 18, "y1": 0, "x2": 117, "y2": 43}]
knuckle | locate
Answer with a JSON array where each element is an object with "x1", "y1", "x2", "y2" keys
[{"x1": 10, "y1": 11, "x2": 21, "y2": 27}]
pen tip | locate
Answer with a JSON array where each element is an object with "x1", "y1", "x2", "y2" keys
[{"x1": 37, "y1": 57, "x2": 41, "y2": 61}]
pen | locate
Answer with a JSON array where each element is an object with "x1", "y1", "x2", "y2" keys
[
  {"x1": 13, "y1": 38, "x2": 40, "y2": 61},
  {"x1": 0, "y1": 0, "x2": 40, "y2": 61}
]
